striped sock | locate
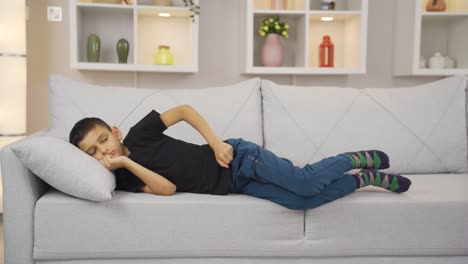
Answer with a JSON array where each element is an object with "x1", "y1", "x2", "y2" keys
[
  {"x1": 351, "y1": 169, "x2": 411, "y2": 193},
  {"x1": 342, "y1": 150, "x2": 390, "y2": 170}
]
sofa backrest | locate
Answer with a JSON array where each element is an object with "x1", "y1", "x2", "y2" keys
[
  {"x1": 261, "y1": 75, "x2": 468, "y2": 174},
  {"x1": 48, "y1": 75, "x2": 263, "y2": 146}
]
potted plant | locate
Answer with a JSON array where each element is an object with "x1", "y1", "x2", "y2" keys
[
  {"x1": 182, "y1": 0, "x2": 200, "y2": 22},
  {"x1": 258, "y1": 16, "x2": 289, "y2": 66}
]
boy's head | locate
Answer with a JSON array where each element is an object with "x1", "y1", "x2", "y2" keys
[{"x1": 69, "y1": 117, "x2": 127, "y2": 160}]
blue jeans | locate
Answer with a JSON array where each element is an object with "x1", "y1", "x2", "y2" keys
[{"x1": 225, "y1": 138, "x2": 357, "y2": 210}]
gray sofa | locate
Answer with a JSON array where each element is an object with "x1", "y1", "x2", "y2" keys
[{"x1": 2, "y1": 75, "x2": 468, "y2": 264}]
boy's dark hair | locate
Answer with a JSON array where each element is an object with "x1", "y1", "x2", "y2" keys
[{"x1": 69, "y1": 117, "x2": 112, "y2": 147}]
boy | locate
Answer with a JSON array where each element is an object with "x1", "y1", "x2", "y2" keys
[{"x1": 69, "y1": 105, "x2": 411, "y2": 210}]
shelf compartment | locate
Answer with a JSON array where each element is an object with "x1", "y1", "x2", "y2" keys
[
  {"x1": 419, "y1": 14, "x2": 468, "y2": 69},
  {"x1": 308, "y1": 13, "x2": 362, "y2": 68},
  {"x1": 309, "y1": 0, "x2": 362, "y2": 11},
  {"x1": 76, "y1": 5, "x2": 134, "y2": 64},
  {"x1": 253, "y1": 13, "x2": 307, "y2": 67},
  {"x1": 136, "y1": 7, "x2": 194, "y2": 66},
  {"x1": 254, "y1": 0, "x2": 306, "y2": 11},
  {"x1": 421, "y1": 0, "x2": 468, "y2": 12}
]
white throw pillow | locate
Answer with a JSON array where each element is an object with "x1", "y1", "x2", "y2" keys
[
  {"x1": 11, "y1": 136, "x2": 116, "y2": 201},
  {"x1": 262, "y1": 75, "x2": 468, "y2": 174}
]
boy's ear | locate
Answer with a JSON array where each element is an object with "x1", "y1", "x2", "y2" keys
[{"x1": 111, "y1": 126, "x2": 122, "y2": 140}]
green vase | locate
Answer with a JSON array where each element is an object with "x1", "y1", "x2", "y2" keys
[
  {"x1": 87, "y1": 34, "x2": 101, "y2": 63},
  {"x1": 116, "y1": 38, "x2": 129, "y2": 64},
  {"x1": 155, "y1": 45, "x2": 174, "y2": 65}
]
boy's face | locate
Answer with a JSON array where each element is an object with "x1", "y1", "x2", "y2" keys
[{"x1": 78, "y1": 125, "x2": 126, "y2": 161}]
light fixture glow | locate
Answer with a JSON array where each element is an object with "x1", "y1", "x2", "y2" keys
[
  {"x1": 159, "y1": 12, "x2": 171, "y2": 17},
  {"x1": 321, "y1": 16, "x2": 334, "y2": 22}
]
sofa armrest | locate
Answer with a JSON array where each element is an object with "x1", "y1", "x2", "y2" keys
[{"x1": 1, "y1": 132, "x2": 51, "y2": 264}]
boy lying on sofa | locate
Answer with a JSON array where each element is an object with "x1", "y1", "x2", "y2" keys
[{"x1": 69, "y1": 105, "x2": 411, "y2": 210}]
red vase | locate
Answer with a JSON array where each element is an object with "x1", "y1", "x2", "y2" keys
[
  {"x1": 426, "y1": 0, "x2": 446, "y2": 11},
  {"x1": 261, "y1": 34, "x2": 284, "y2": 67},
  {"x1": 319, "y1": 35, "x2": 334, "y2": 67}
]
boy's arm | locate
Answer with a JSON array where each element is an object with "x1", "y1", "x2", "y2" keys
[
  {"x1": 160, "y1": 105, "x2": 221, "y2": 148},
  {"x1": 124, "y1": 158, "x2": 177, "y2": 195},
  {"x1": 159, "y1": 105, "x2": 233, "y2": 168},
  {"x1": 100, "y1": 156, "x2": 176, "y2": 195}
]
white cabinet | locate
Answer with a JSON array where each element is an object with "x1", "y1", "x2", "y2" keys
[
  {"x1": 393, "y1": 0, "x2": 468, "y2": 76},
  {"x1": 244, "y1": 0, "x2": 368, "y2": 75},
  {"x1": 69, "y1": 0, "x2": 198, "y2": 72}
]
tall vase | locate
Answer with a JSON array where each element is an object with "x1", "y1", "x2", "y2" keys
[
  {"x1": 261, "y1": 34, "x2": 284, "y2": 67},
  {"x1": 426, "y1": 0, "x2": 446, "y2": 11},
  {"x1": 116, "y1": 38, "x2": 129, "y2": 63},
  {"x1": 87, "y1": 34, "x2": 101, "y2": 62},
  {"x1": 319, "y1": 35, "x2": 334, "y2": 67}
]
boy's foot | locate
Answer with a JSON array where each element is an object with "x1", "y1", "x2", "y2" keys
[
  {"x1": 352, "y1": 169, "x2": 411, "y2": 193},
  {"x1": 342, "y1": 150, "x2": 389, "y2": 170}
]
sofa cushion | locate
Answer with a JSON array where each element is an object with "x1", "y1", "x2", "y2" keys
[
  {"x1": 33, "y1": 174, "x2": 468, "y2": 259},
  {"x1": 262, "y1": 75, "x2": 468, "y2": 174},
  {"x1": 33, "y1": 191, "x2": 303, "y2": 260},
  {"x1": 304, "y1": 173, "x2": 468, "y2": 256},
  {"x1": 48, "y1": 75, "x2": 263, "y2": 146},
  {"x1": 11, "y1": 135, "x2": 115, "y2": 201}
]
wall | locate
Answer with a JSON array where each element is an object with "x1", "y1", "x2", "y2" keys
[{"x1": 26, "y1": 0, "x2": 441, "y2": 134}]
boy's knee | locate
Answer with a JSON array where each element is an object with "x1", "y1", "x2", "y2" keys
[
  {"x1": 292, "y1": 182, "x2": 325, "y2": 197},
  {"x1": 282, "y1": 198, "x2": 307, "y2": 210}
]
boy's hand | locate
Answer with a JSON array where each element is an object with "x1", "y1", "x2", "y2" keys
[
  {"x1": 213, "y1": 141, "x2": 234, "y2": 168},
  {"x1": 99, "y1": 155, "x2": 128, "y2": 171}
]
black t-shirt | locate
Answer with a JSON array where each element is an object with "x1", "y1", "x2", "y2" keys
[{"x1": 114, "y1": 110, "x2": 231, "y2": 195}]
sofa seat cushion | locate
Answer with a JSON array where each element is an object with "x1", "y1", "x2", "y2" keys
[
  {"x1": 304, "y1": 173, "x2": 468, "y2": 256},
  {"x1": 33, "y1": 191, "x2": 304, "y2": 260},
  {"x1": 34, "y1": 174, "x2": 468, "y2": 260}
]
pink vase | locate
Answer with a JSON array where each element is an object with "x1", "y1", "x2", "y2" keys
[{"x1": 261, "y1": 34, "x2": 284, "y2": 67}]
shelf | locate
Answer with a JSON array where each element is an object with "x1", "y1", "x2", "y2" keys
[
  {"x1": 308, "y1": 13, "x2": 362, "y2": 68},
  {"x1": 253, "y1": 13, "x2": 307, "y2": 68},
  {"x1": 137, "y1": 8, "x2": 194, "y2": 66},
  {"x1": 69, "y1": 0, "x2": 199, "y2": 72},
  {"x1": 76, "y1": 5, "x2": 134, "y2": 64},
  {"x1": 393, "y1": 0, "x2": 468, "y2": 75},
  {"x1": 246, "y1": 0, "x2": 368, "y2": 74},
  {"x1": 72, "y1": 62, "x2": 197, "y2": 72},
  {"x1": 420, "y1": 14, "x2": 468, "y2": 70},
  {"x1": 137, "y1": 6, "x2": 192, "y2": 15},
  {"x1": 413, "y1": 68, "x2": 468, "y2": 76},
  {"x1": 76, "y1": 2, "x2": 134, "y2": 8},
  {"x1": 309, "y1": 0, "x2": 363, "y2": 11},
  {"x1": 420, "y1": 0, "x2": 468, "y2": 12},
  {"x1": 137, "y1": 0, "x2": 188, "y2": 7},
  {"x1": 254, "y1": 9, "x2": 307, "y2": 14},
  {"x1": 308, "y1": 11, "x2": 362, "y2": 20},
  {"x1": 422, "y1": 11, "x2": 468, "y2": 16},
  {"x1": 245, "y1": 66, "x2": 364, "y2": 74}
]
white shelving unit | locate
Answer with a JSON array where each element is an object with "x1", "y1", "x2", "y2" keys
[
  {"x1": 393, "y1": 0, "x2": 468, "y2": 76},
  {"x1": 244, "y1": 0, "x2": 368, "y2": 75},
  {"x1": 69, "y1": 0, "x2": 199, "y2": 72}
]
